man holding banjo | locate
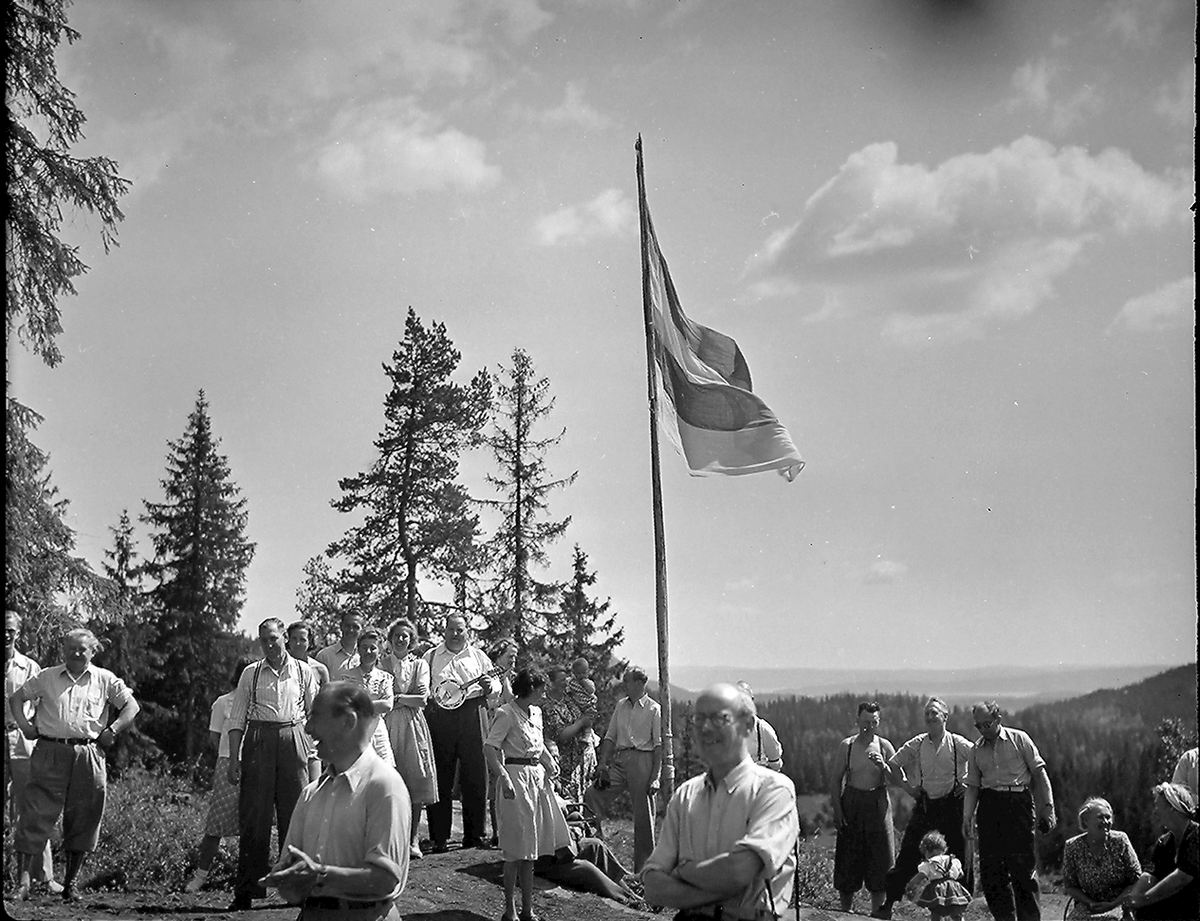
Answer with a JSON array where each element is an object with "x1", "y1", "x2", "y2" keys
[{"x1": 423, "y1": 613, "x2": 499, "y2": 853}]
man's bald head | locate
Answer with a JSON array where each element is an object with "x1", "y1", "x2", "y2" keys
[{"x1": 695, "y1": 683, "x2": 756, "y2": 729}]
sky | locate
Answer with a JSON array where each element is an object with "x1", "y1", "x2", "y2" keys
[{"x1": 9, "y1": 0, "x2": 1196, "y2": 673}]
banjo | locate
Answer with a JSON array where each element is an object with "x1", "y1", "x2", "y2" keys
[{"x1": 432, "y1": 667, "x2": 504, "y2": 710}]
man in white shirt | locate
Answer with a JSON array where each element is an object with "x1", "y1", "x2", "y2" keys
[
  {"x1": 643, "y1": 682, "x2": 799, "y2": 920},
  {"x1": 261, "y1": 681, "x2": 410, "y2": 920},
  {"x1": 226, "y1": 618, "x2": 320, "y2": 911},
  {"x1": 585, "y1": 665, "x2": 662, "y2": 871},
  {"x1": 736, "y1": 681, "x2": 784, "y2": 771},
  {"x1": 315, "y1": 610, "x2": 363, "y2": 682},
  {"x1": 423, "y1": 614, "x2": 496, "y2": 852}
]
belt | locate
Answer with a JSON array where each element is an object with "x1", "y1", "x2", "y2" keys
[
  {"x1": 616, "y1": 747, "x2": 654, "y2": 753},
  {"x1": 983, "y1": 784, "x2": 1028, "y2": 793},
  {"x1": 506, "y1": 757, "x2": 539, "y2": 766},
  {"x1": 41, "y1": 736, "x2": 93, "y2": 746},
  {"x1": 303, "y1": 895, "x2": 391, "y2": 910},
  {"x1": 247, "y1": 719, "x2": 303, "y2": 727}
]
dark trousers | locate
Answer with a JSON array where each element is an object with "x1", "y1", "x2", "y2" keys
[
  {"x1": 885, "y1": 791, "x2": 970, "y2": 904},
  {"x1": 13, "y1": 739, "x2": 107, "y2": 854},
  {"x1": 425, "y1": 699, "x2": 488, "y2": 847},
  {"x1": 977, "y1": 789, "x2": 1040, "y2": 921},
  {"x1": 236, "y1": 723, "x2": 308, "y2": 898}
]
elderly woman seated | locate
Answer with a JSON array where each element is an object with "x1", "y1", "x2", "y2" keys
[
  {"x1": 1124, "y1": 782, "x2": 1198, "y2": 920},
  {"x1": 1061, "y1": 797, "x2": 1141, "y2": 918}
]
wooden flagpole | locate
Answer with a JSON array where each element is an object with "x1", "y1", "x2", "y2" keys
[{"x1": 635, "y1": 135, "x2": 674, "y2": 798}]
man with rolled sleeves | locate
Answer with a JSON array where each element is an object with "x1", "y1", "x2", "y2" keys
[
  {"x1": 9, "y1": 627, "x2": 140, "y2": 902},
  {"x1": 5, "y1": 610, "x2": 61, "y2": 897},
  {"x1": 962, "y1": 701, "x2": 1056, "y2": 921},
  {"x1": 585, "y1": 665, "x2": 662, "y2": 872},
  {"x1": 879, "y1": 696, "x2": 974, "y2": 919},
  {"x1": 226, "y1": 617, "x2": 320, "y2": 912}
]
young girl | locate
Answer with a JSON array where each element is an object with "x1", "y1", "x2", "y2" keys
[{"x1": 905, "y1": 831, "x2": 972, "y2": 921}]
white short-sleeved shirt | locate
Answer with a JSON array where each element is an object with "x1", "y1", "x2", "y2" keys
[
  {"x1": 208, "y1": 691, "x2": 238, "y2": 759},
  {"x1": 18, "y1": 664, "x2": 134, "y2": 740}
]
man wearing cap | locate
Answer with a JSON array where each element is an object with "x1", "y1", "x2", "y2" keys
[
  {"x1": 261, "y1": 681, "x2": 410, "y2": 920},
  {"x1": 643, "y1": 682, "x2": 798, "y2": 920},
  {"x1": 736, "y1": 681, "x2": 784, "y2": 772},
  {"x1": 9, "y1": 627, "x2": 140, "y2": 902},
  {"x1": 963, "y1": 701, "x2": 1056, "y2": 921},
  {"x1": 5, "y1": 610, "x2": 62, "y2": 897},
  {"x1": 878, "y1": 696, "x2": 974, "y2": 919}
]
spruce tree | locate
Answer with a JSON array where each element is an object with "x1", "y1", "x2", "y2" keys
[
  {"x1": 295, "y1": 554, "x2": 344, "y2": 647},
  {"x1": 556, "y1": 543, "x2": 627, "y2": 719},
  {"x1": 141, "y1": 391, "x2": 255, "y2": 763},
  {"x1": 329, "y1": 309, "x2": 491, "y2": 632},
  {"x1": 481, "y1": 348, "x2": 577, "y2": 651}
]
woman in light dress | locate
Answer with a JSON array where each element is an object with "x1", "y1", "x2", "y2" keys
[
  {"x1": 381, "y1": 618, "x2": 438, "y2": 859},
  {"x1": 484, "y1": 668, "x2": 572, "y2": 921},
  {"x1": 343, "y1": 628, "x2": 395, "y2": 768},
  {"x1": 485, "y1": 639, "x2": 518, "y2": 846}
]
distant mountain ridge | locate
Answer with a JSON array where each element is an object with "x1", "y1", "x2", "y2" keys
[
  {"x1": 664, "y1": 663, "x2": 1186, "y2": 708},
  {"x1": 1015, "y1": 663, "x2": 1197, "y2": 727}
]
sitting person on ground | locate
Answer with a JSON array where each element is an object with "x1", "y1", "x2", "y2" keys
[
  {"x1": 1061, "y1": 796, "x2": 1141, "y2": 918},
  {"x1": 531, "y1": 795, "x2": 646, "y2": 908},
  {"x1": 1123, "y1": 782, "x2": 1198, "y2": 920},
  {"x1": 904, "y1": 831, "x2": 971, "y2": 921}
]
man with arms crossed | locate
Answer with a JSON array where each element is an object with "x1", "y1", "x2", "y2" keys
[
  {"x1": 585, "y1": 664, "x2": 662, "y2": 872},
  {"x1": 962, "y1": 701, "x2": 1056, "y2": 921},
  {"x1": 10, "y1": 627, "x2": 139, "y2": 902},
  {"x1": 226, "y1": 617, "x2": 320, "y2": 911},
  {"x1": 261, "y1": 681, "x2": 410, "y2": 920},
  {"x1": 643, "y1": 682, "x2": 799, "y2": 920}
]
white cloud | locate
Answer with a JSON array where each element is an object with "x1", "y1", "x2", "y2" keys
[
  {"x1": 864, "y1": 559, "x2": 908, "y2": 584},
  {"x1": 1011, "y1": 59, "x2": 1054, "y2": 111},
  {"x1": 1155, "y1": 64, "x2": 1196, "y2": 127},
  {"x1": 313, "y1": 100, "x2": 501, "y2": 199},
  {"x1": 1008, "y1": 59, "x2": 1103, "y2": 134},
  {"x1": 1108, "y1": 277, "x2": 1196, "y2": 333},
  {"x1": 521, "y1": 82, "x2": 613, "y2": 130},
  {"x1": 1102, "y1": 0, "x2": 1176, "y2": 47},
  {"x1": 747, "y1": 137, "x2": 1191, "y2": 342},
  {"x1": 534, "y1": 188, "x2": 636, "y2": 246}
]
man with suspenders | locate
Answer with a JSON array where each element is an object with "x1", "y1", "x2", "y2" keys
[{"x1": 736, "y1": 681, "x2": 784, "y2": 772}]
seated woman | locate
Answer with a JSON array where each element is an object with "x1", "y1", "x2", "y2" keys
[
  {"x1": 1124, "y1": 783, "x2": 1198, "y2": 920},
  {"x1": 1061, "y1": 797, "x2": 1141, "y2": 918}
]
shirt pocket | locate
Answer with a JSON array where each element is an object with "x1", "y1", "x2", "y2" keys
[{"x1": 82, "y1": 686, "x2": 108, "y2": 721}]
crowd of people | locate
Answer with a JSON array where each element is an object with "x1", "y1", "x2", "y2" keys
[{"x1": 5, "y1": 608, "x2": 1198, "y2": 921}]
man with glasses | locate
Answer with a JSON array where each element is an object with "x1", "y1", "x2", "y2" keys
[
  {"x1": 962, "y1": 701, "x2": 1056, "y2": 921},
  {"x1": 643, "y1": 682, "x2": 799, "y2": 920},
  {"x1": 831, "y1": 701, "x2": 899, "y2": 917},
  {"x1": 585, "y1": 665, "x2": 662, "y2": 872},
  {"x1": 877, "y1": 696, "x2": 974, "y2": 919}
]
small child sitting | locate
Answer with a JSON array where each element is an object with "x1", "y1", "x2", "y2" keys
[
  {"x1": 567, "y1": 656, "x2": 598, "y2": 718},
  {"x1": 904, "y1": 830, "x2": 972, "y2": 921}
]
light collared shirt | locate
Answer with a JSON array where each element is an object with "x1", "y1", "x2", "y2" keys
[
  {"x1": 315, "y1": 642, "x2": 360, "y2": 682},
  {"x1": 228, "y1": 655, "x2": 317, "y2": 732},
  {"x1": 17, "y1": 663, "x2": 134, "y2": 740},
  {"x1": 424, "y1": 644, "x2": 495, "y2": 703},
  {"x1": 5, "y1": 649, "x2": 41, "y2": 758},
  {"x1": 283, "y1": 747, "x2": 411, "y2": 903},
  {"x1": 753, "y1": 718, "x2": 784, "y2": 771},
  {"x1": 1172, "y1": 747, "x2": 1199, "y2": 802},
  {"x1": 890, "y1": 731, "x2": 973, "y2": 799},
  {"x1": 967, "y1": 726, "x2": 1045, "y2": 790},
  {"x1": 645, "y1": 757, "x2": 799, "y2": 919},
  {"x1": 208, "y1": 691, "x2": 238, "y2": 759},
  {"x1": 604, "y1": 694, "x2": 662, "y2": 751}
]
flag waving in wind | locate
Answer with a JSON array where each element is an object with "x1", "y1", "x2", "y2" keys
[{"x1": 639, "y1": 170, "x2": 805, "y2": 481}]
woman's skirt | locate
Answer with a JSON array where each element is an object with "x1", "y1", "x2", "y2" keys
[
  {"x1": 204, "y1": 756, "x2": 240, "y2": 837},
  {"x1": 916, "y1": 879, "x2": 972, "y2": 909},
  {"x1": 496, "y1": 763, "x2": 572, "y2": 861},
  {"x1": 385, "y1": 706, "x2": 438, "y2": 805}
]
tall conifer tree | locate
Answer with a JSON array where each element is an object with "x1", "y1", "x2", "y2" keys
[
  {"x1": 329, "y1": 309, "x2": 491, "y2": 631},
  {"x1": 556, "y1": 544, "x2": 626, "y2": 711},
  {"x1": 141, "y1": 391, "x2": 255, "y2": 762},
  {"x1": 481, "y1": 348, "x2": 577, "y2": 650}
]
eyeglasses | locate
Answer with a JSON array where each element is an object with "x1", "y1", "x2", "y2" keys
[
  {"x1": 692, "y1": 712, "x2": 736, "y2": 729},
  {"x1": 974, "y1": 719, "x2": 998, "y2": 730}
]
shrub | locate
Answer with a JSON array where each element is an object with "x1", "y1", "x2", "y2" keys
[{"x1": 793, "y1": 833, "x2": 838, "y2": 908}]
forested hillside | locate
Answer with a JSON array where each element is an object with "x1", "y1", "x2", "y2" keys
[{"x1": 668, "y1": 664, "x2": 1198, "y2": 867}]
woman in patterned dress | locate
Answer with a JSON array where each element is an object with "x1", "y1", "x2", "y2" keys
[
  {"x1": 541, "y1": 666, "x2": 592, "y2": 802},
  {"x1": 382, "y1": 618, "x2": 438, "y2": 859},
  {"x1": 343, "y1": 628, "x2": 396, "y2": 768},
  {"x1": 484, "y1": 668, "x2": 573, "y2": 921},
  {"x1": 1061, "y1": 797, "x2": 1141, "y2": 918}
]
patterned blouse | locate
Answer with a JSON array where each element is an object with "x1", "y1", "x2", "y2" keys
[
  {"x1": 1062, "y1": 831, "x2": 1141, "y2": 903},
  {"x1": 541, "y1": 694, "x2": 585, "y2": 797}
]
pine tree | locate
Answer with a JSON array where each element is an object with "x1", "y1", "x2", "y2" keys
[
  {"x1": 480, "y1": 348, "x2": 577, "y2": 651},
  {"x1": 6, "y1": 0, "x2": 130, "y2": 368},
  {"x1": 556, "y1": 544, "x2": 626, "y2": 700},
  {"x1": 329, "y1": 309, "x2": 491, "y2": 633},
  {"x1": 295, "y1": 554, "x2": 344, "y2": 647},
  {"x1": 141, "y1": 391, "x2": 255, "y2": 764}
]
